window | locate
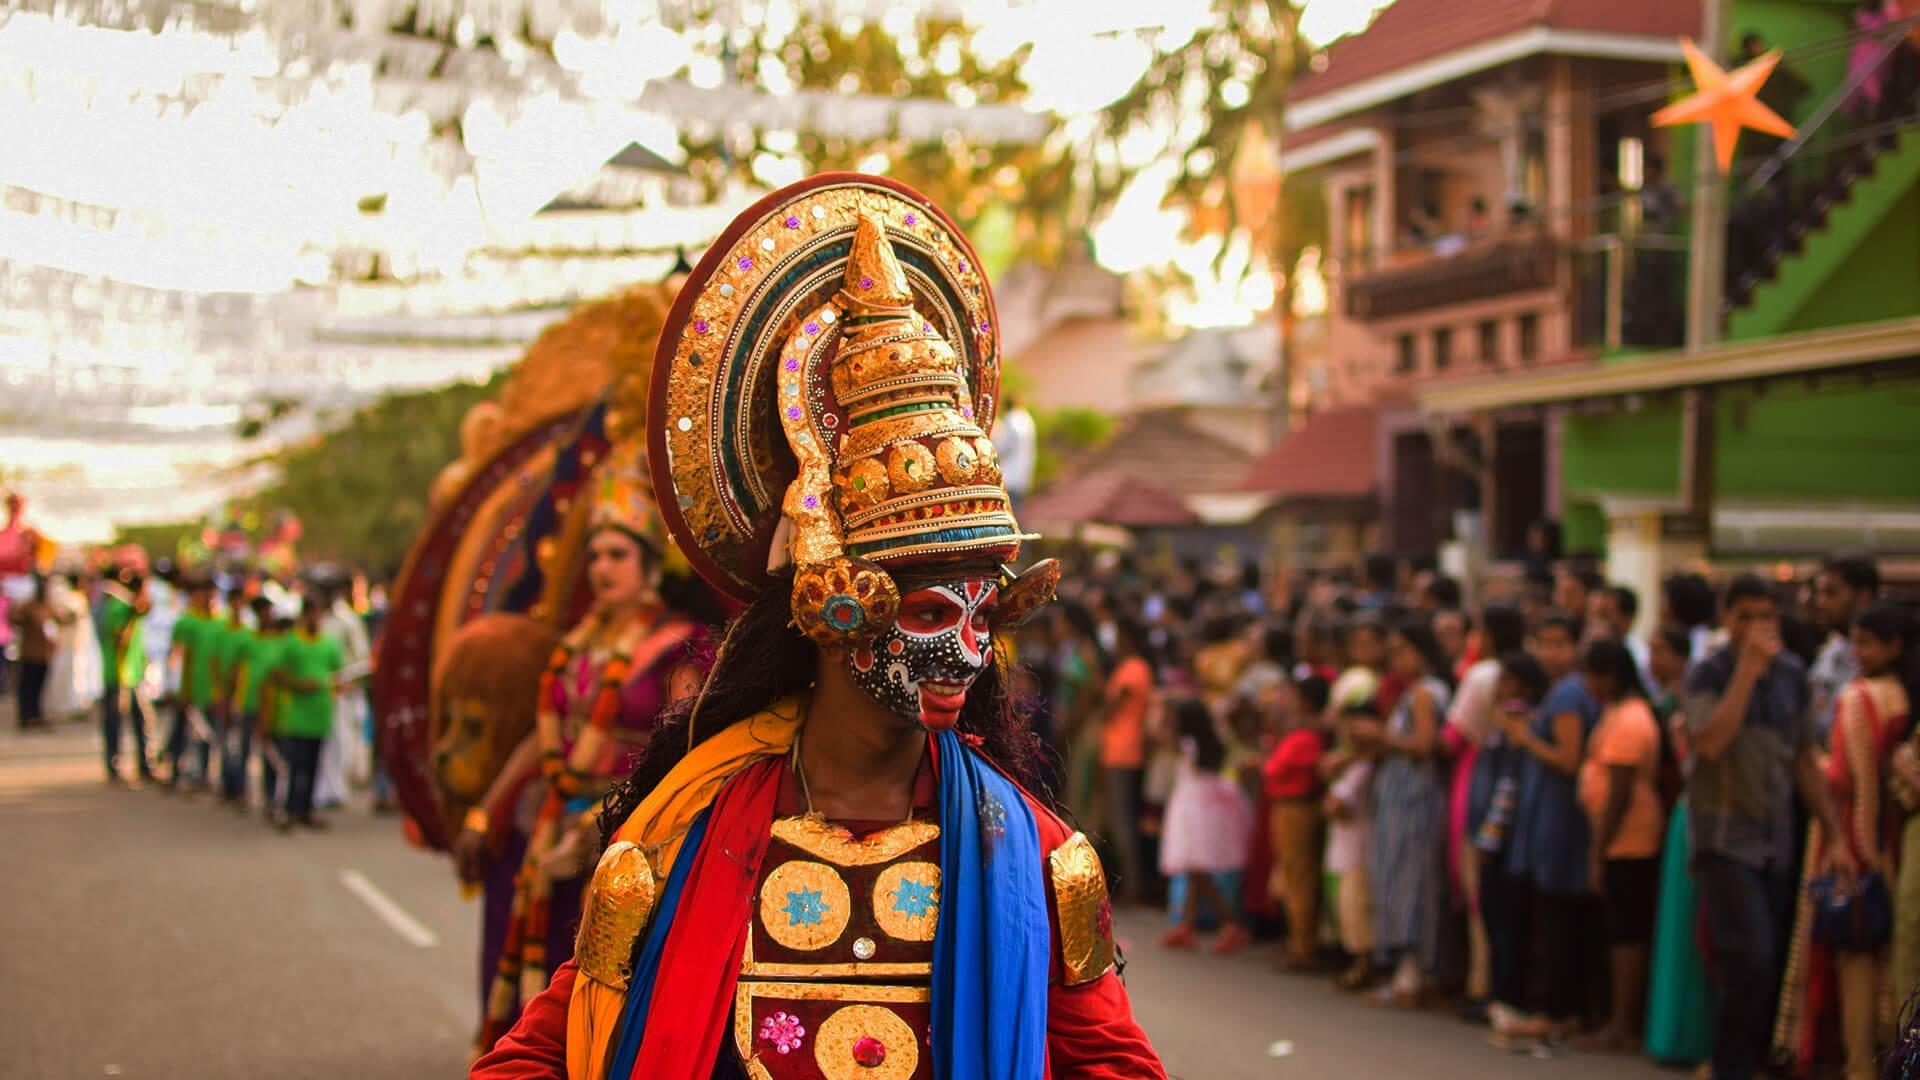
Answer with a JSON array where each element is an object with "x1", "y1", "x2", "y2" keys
[
  {"x1": 1518, "y1": 312, "x2": 1541, "y2": 364},
  {"x1": 1478, "y1": 320, "x2": 1499, "y2": 367},
  {"x1": 1396, "y1": 333, "x2": 1416, "y2": 374},
  {"x1": 1433, "y1": 326, "x2": 1453, "y2": 371},
  {"x1": 1343, "y1": 184, "x2": 1375, "y2": 264}
]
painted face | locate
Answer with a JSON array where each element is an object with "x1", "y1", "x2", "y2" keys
[{"x1": 845, "y1": 578, "x2": 998, "y2": 731}]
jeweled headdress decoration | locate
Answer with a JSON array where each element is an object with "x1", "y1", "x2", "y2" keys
[
  {"x1": 650, "y1": 174, "x2": 1056, "y2": 645},
  {"x1": 588, "y1": 452, "x2": 664, "y2": 555}
]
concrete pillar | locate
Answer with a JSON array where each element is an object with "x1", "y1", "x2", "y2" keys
[{"x1": 1605, "y1": 508, "x2": 1711, "y2": 641}]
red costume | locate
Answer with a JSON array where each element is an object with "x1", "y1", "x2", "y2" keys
[{"x1": 475, "y1": 761, "x2": 1163, "y2": 1079}]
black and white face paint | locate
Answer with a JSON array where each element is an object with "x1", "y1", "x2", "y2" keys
[{"x1": 844, "y1": 578, "x2": 997, "y2": 731}]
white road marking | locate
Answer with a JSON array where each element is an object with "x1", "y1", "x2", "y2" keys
[{"x1": 339, "y1": 868, "x2": 440, "y2": 948}]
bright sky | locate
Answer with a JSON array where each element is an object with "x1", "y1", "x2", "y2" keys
[{"x1": 1300, "y1": 0, "x2": 1399, "y2": 49}]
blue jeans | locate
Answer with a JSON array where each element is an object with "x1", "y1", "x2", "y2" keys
[
  {"x1": 1695, "y1": 852, "x2": 1793, "y2": 1080},
  {"x1": 258, "y1": 722, "x2": 282, "y2": 811},
  {"x1": 165, "y1": 703, "x2": 211, "y2": 785},
  {"x1": 100, "y1": 681, "x2": 154, "y2": 779},
  {"x1": 221, "y1": 710, "x2": 253, "y2": 802},
  {"x1": 279, "y1": 735, "x2": 324, "y2": 820}
]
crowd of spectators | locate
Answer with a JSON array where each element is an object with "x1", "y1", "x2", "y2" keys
[{"x1": 1016, "y1": 547, "x2": 1920, "y2": 1078}]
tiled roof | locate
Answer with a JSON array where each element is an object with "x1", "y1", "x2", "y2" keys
[
  {"x1": 1239, "y1": 407, "x2": 1378, "y2": 500},
  {"x1": 1289, "y1": 0, "x2": 1700, "y2": 107},
  {"x1": 1023, "y1": 408, "x2": 1259, "y2": 528},
  {"x1": 1021, "y1": 469, "x2": 1200, "y2": 529},
  {"x1": 1059, "y1": 408, "x2": 1259, "y2": 496}
]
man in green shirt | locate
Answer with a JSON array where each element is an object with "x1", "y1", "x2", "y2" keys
[
  {"x1": 165, "y1": 578, "x2": 219, "y2": 791},
  {"x1": 211, "y1": 587, "x2": 254, "y2": 805},
  {"x1": 271, "y1": 598, "x2": 344, "y2": 829},
  {"x1": 96, "y1": 568, "x2": 154, "y2": 784},
  {"x1": 249, "y1": 611, "x2": 291, "y2": 817}
]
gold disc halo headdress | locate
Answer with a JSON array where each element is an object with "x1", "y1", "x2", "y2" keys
[{"x1": 649, "y1": 174, "x2": 1059, "y2": 647}]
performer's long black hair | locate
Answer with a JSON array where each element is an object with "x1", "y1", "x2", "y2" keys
[{"x1": 598, "y1": 566, "x2": 1045, "y2": 846}]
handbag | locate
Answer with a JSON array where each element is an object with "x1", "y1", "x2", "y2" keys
[{"x1": 1809, "y1": 871, "x2": 1893, "y2": 952}]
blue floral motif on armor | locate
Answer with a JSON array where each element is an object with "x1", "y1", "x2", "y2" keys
[
  {"x1": 893, "y1": 878, "x2": 937, "y2": 918},
  {"x1": 783, "y1": 887, "x2": 829, "y2": 927}
]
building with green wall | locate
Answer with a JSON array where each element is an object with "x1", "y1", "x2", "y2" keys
[{"x1": 1431, "y1": 0, "x2": 1920, "y2": 581}]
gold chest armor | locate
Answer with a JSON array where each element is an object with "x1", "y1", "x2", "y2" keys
[{"x1": 733, "y1": 814, "x2": 941, "y2": 1080}]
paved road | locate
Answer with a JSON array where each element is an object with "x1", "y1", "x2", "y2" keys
[{"x1": 3, "y1": 721, "x2": 1678, "y2": 1079}]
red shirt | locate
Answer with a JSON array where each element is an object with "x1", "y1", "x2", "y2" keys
[{"x1": 1262, "y1": 728, "x2": 1326, "y2": 801}]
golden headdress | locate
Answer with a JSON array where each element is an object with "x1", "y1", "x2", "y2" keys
[
  {"x1": 650, "y1": 174, "x2": 1058, "y2": 645},
  {"x1": 587, "y1": 454, "x2": 664, "y2": 554}
]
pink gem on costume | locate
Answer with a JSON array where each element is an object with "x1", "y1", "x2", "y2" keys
[
  {"x1": 852, "y1": 1036, "x2": 888, "y2": 1067},
  {"x1": 759, "y1": 1011, "x2": 806, "y2": 1055}
]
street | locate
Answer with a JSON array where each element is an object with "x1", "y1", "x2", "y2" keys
[{"x1": 3, "y1": 722, "x2": 1677, "y2": 1080}]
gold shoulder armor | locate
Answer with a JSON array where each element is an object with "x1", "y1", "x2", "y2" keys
[
  {"x1": 1048, "y1": 831, "x2": 1115, "y2": 986},
  {"x1": 575, "y1": 841, "x2": 657, "y2": 989}
]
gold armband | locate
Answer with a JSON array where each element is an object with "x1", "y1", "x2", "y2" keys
[
  {"x1": 574, "y1": 841, "x2": 657, "y2": 989},
  {"x1": 1049, "y1": 831, "x2": 1115, "y2": 986}
]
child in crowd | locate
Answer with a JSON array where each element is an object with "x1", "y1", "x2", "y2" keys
[
  {"x1": 1471, "y1": 650, "x2": 1551, "y2": 1046},
  {"x1": 1322, "y1": 702, "x2": 1381, "y2": 990},
  {"x1": 1265, "y1": 673, "x2": 1331, "y2": 970},
  {"x1": 1496, "y1": 614, "x2": 1598, "y2": 1043},
  {"x1": 1160, "y1": 696, "x2": 1255, "y2": 952}
]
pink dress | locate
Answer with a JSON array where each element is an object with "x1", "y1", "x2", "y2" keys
[{"x1": 1159, "y1": 743, "x2": 1256, "y2": 875}]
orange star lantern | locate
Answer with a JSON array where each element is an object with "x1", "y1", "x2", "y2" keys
[{"x1": 1653, "y1": 38, "x2": 1798, "y2": 171}]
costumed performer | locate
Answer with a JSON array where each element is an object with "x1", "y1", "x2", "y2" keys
[
  {"x1": 474, "y1": 174, "x2": 1164, "y2": 1080},
  {"x1": 463, "y1": 453, "x2": 711, "y2": 1053}
]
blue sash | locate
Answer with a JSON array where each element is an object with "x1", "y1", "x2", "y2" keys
[{"x1": 929, "y1": 728, "x2": 1049, "y2": 1078}]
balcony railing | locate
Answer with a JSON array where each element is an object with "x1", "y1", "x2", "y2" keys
[
  {"x1": 1344, "y1": 235, "x2": 1557, "y2": 321},
  {"x1": 1571, "y1": 234, "x2": 1688, "y2": 352}
]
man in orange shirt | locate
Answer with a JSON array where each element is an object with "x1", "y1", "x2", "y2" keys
[{"x1": 1101, "y1": 617, "x2": 1156, "y2": 902}]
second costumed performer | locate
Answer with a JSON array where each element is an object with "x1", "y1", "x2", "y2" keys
[{"x1": 473, "y1": 173, "x2": 1166, "y2": 1079}]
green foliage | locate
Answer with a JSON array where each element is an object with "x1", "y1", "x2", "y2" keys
[
  {"x1": 111, "y1": 520, "x2": 201, "y2": 560},
  {"x1": 239, "y1": 374, "x2": 506, "y2": 574},
  {"x1": 1033, "y1": 407, "x2": 1116, "y2": 488}
]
